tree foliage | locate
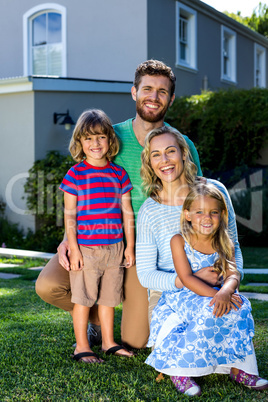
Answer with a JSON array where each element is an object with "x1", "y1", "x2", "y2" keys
[{"x1": 225, "y1": 2, "x2": 268, "y2": 37}]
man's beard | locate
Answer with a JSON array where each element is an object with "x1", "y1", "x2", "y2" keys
[{"x1": 136, "y1": 99, "x2": 169, "y2": 123}]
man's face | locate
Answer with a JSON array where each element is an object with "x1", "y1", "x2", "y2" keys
[{"x1": 131, "y1": 75, "x2": 175, "y2": 123}]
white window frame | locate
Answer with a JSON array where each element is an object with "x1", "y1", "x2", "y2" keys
[
  {"x1": 254, "y1": 43, "x2": 266, "y2": 88},
  {"x1": 221, "y1": 26, "x2": 236, "y2": 83},
  {"x1": 176, "y1": 2, "x2": 197, "y2": 71},
  {"x1": 23, "y1": 3, "x2": 67, "y2": 77}
]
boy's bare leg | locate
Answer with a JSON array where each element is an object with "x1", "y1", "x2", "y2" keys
[
  {"x1": 99, "y1": 305, "x2": 133, "y2": 357},
  {"x1": 73, "y1": 304, "x2": 103, "y2": 362}
]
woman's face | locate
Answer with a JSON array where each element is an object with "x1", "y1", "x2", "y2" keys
[{"x1": 149, "y1": 133, "x2": 185, "y2": 184}]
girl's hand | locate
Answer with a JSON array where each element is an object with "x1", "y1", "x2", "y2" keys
[
  {"x1": 69, "y1": 248, "x2": 84, "y2": 271},
  {"x1": 124, "y1": 246, "x2": 135, "y2": 268},
  {"x1": 230, "y1": 293, "x2": 243, "y2": 309},
  {"x1": 209, "y1": 289, "x2": 242, "y2": 318}
]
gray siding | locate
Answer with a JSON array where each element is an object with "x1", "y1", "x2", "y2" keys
[
  {"x1": 34, "y1": 90, "x2": 135, "y2": 160},
  {"x1": 147, "y1": 0, "x2": 268, "y2": 96}
]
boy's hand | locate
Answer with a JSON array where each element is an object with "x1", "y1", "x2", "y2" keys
[
  {"x1": 124, "y1": 246, "x2": 135, "y2": 268},
  {"x1": 69, "y1": 248, "x2": 84, "y2": 271},
  {"x1": 58, "y1": 239, "x2": 71, "y2": 271},
  {"x1": 209, "y1": 289, "x2": 242, "y2": 318}
]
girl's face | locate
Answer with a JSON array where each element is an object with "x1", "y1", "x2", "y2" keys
[
  {"x1": 184, "y1": 195, "x2": 222, "y2": 238},
  {"x1": 80, "y1": 125, "x2": 109, "y2": 166},
  {"x1": 149, "y1": 133, "x2": 186, "y2": 184}
]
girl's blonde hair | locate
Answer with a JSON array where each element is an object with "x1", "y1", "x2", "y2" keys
[
  {"x1": 140, "y1": 126, "x2": 197, "y2": 203},
  {"x1": 69, "y1": 109, "x2": 119, "y2": 162},
  {"x1": 181, "y1": 182, "x2": 237, "y2": 278}
]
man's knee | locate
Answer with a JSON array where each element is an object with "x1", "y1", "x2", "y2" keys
[
  {"x1": 35, "y1": 255, "x2": 72, "y2": 311},
  {"x1": 35, "y1": 270, "x2": 60, "y2": 302}
]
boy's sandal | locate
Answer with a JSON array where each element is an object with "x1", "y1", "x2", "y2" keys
[
  {"x1": 102, "y1": 345, "x2": 134, "y2": 357},
  {"x1": 71, "y1": 351, "x2": 104, "y2": 364},
  {"x1": 230, "y1": 370, "x2": 268, "y2": 390}
]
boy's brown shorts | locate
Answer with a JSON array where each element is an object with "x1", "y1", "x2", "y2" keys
[{"x1": 70, "y1": 241, "x2": 124, "y2": 308}]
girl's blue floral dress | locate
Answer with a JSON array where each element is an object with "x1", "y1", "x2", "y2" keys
[{"x1": 146, "y1": 241, "x2": 258, "y2": 377}]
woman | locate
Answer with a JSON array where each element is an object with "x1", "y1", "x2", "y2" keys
[
  {"x1": 135, "y1": 126, "x2": 259, "y2": 396},
  {"x1": 136, "y1": 126, "x2": 243, "y2": 311}
]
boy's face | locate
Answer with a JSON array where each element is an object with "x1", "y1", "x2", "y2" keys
[
  {"x1": 80, "y1": 126, "x2": 109, "y2": 167},
  {"x1": 131, "y1": 75, "x2": 175, "y2": 123}
]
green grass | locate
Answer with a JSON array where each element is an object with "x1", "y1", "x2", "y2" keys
[
  {"x1": 0, "y1": 257, "x2": 47, "y2": 281},
  {"x1": 0, "y1": 278, "x2": 267, "y2": 401},
  {"x1": 0, "y1": 251, "x2": 267, "y2": 400},
  {"x1": 242, "y1": 247, "x2": 268, "y2": 268}
]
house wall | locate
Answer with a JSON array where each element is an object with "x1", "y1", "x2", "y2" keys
[
  {"x1": 0, "y1": 91, "x2": 35, "y2": 231},
  {"x1": 0, "y1": 0, "x2": 147, "y2": 81},
  {"x1": 147, "y1": 0, "x2": 268, "y2": 96},
  {"x1": 67, "y1": 0, "x2": 147, "y2": 81},
  {"x1": 34, "y1": 89, "x2": 136, "y2": 161}
]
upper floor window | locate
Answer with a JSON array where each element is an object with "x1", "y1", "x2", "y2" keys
[
  {"x1": 221, "y1": 26, "x2": 236, "y2": 83},
  {"x1": 254, "y1": 43, "x2": 266, "y2": 88},
  {"x1": 176, "y1": 2, "x2": 197, "y2": 71},
  {"x1": 23, "y1": 4, "x2": 66, "y2": 77}
]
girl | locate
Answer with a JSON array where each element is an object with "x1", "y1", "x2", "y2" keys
[
  {"x1": 145, "y1": 183, "x2": 268, "y2": 396},
  {"x1": 60, "y1": 109, "x2": 135, "y2": 363}
]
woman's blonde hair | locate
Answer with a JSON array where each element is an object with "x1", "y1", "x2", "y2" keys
[
  {"x1": 140, "y1": 126, "x2": 197, "y2": 202},
  {"x1": 181, "y1": 182, "x2": 237, "y2": 278},
  {"x1": 69, "y1": 109, "x2": 119, "y2": 162}
]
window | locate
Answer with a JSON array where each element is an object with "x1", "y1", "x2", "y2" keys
[
  {"x1": 254, "y1": 43, "x2": 266, "y2": 88},
  {"x1": 23, "y1": 4, "x2": 66, "y2": 77},
  {"x1": 176, "y1": 2, "x2": 197, "y2": 71},
  {"x1": 221, "y1": 26, "x2": 236, "y2": 83}
]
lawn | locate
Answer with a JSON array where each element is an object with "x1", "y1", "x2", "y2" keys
[{"x1": 0, "y1": 251, "x2": 267, "y2": 401}]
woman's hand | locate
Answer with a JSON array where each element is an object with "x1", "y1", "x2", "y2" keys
[
  {"x1": 209, "y1": 288, "x2": 243, "y2": 317},
  {"x1": 175, "y1": 275, "x2": 183, "y2": 289},
  {"x1": 194, "y1": 266, "x2": 221, "y2": 287},
  {"x1": 57, "y1": 239, "x2": 71, "y2": 271}
]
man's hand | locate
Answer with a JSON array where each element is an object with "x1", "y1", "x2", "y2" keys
[
  {"x1": 194, "y1": 266, "x2": 221, "y2": 287},
  {"x1": 57, "y1": 239, "x2": 70, "y2": 271}
]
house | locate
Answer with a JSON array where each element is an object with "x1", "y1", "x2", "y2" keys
[{"x1": 0, "y1": 0, "x2": 267, "y2": 233}]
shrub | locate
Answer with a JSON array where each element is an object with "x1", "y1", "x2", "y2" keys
[
  {"x1": 166, "y1": 88, "x2": 268, "y2": 173},
  {"x1": 23, "y1": 151, "x2": 74, "y2": 252}
]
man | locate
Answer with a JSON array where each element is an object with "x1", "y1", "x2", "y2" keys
[{"x1": 36, "y1": 59, "x2": 209, "y2": 349}]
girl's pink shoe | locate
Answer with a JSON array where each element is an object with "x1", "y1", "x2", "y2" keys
[
  {"x1": 230, "y1": 369, "x2": 268, "y2": 390},
  {"x1": 171, "y1": 376, "x2": 201, "y2": 396}
]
